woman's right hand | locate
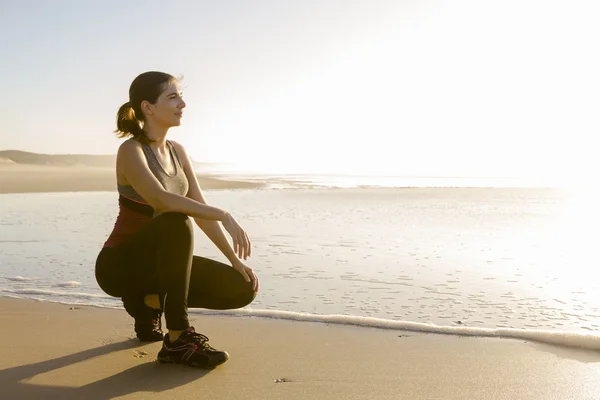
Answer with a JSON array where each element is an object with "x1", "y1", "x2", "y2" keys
[{"x1": 221, "y1": 212, "x2": 252, "y2": 260}]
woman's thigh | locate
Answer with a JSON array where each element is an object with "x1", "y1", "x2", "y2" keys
[
  {"x1": 95, "y1": 243, "x2": 159, "y2": 298},
  {"x1": 187, "y1": 256, "x2": 256, "y2": 310}
]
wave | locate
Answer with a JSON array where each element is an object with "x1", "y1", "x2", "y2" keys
[
  {"x1": 217, "y1": 174, "x2": 561, "y2": 190},
  {"x1": 54, "y1": 281, "x2": 82, "y2": 288},
  {"x1": 189, "y1": 308, "x2": 600, "y2": 351},
  {"x1": 2, "y1": 288, "x2": 111, "y2": 300},
  {"x1": 3, "y1": 276, "x2": 37, "y2": 282},
  {"x1": 3, "y1": 293, "x2": 597, "y2": 351}
]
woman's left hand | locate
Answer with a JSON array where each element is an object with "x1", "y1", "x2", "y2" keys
[{"x1": 232, "y1": 259, "x2": 259, "y2": 292}]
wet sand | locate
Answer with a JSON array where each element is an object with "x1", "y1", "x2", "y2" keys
[{"x1": 1, "y1": 298, "x2": 599, "y2": 400}]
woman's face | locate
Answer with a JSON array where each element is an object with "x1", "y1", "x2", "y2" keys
[{"x1": 144, "y1": 80, "x2": 186, "y2": 128}]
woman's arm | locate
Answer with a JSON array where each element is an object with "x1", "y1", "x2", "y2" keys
[
  {"x1": 170, "y1": 141, "x2": 251, "y2": 261},
  {"x1": 118, "y1": 140, "x2": 227, "y2": 221}
]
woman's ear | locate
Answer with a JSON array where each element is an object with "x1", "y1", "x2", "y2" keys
[{"x1": 140, "y1": 100, "x2": 153, "y2": 117}]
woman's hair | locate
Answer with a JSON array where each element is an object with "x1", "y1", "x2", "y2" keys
[{"x1": 115, "y1": 71, "x2": 177, "y2": 144}]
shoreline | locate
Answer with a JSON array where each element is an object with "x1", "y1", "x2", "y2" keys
[
  {"x1": 0, "y1": 163, "x2": 265, "y2": 193},
  {"x1": 2, "y1": 294, "x2": 599, "y2": 352},
  {"x1": 1, "y1": 297, "x2": 599, "y2": 400},
  {"x1": 0, "y1": 163, "x2": 570, "y2": 194}
]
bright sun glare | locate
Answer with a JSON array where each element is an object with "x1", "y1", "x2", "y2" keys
[{"x1": 181, "y1": 1, "x2": 598, "y2": 182}]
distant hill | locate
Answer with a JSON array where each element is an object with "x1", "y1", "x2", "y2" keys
[
  {"x1": 0, "y1": 156, "x2": 16, "y2": 164},
  {"x1": 0, "y1": 150, "x2": 219, "y2": 170},
  {"x1": 0, "y1": 150, "x2": 115, "y2": 167}
]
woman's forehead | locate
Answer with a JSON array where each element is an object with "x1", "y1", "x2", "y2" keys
[{"x1": 164, "y1": 80, "x2": 182, "y2": 93}]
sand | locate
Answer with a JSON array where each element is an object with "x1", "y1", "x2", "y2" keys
[
  {"x1": 0, "y1": 163, "x2": 264, "y2": 193},
  {"x1": 1, "y1": 298, "x2": 599, "y2": 400},
  {"x1": 1, "y1": 165, "x2": 598, "y2": 399}
]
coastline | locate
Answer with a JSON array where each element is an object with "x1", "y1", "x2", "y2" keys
[
  {"x1": 0, "y1": 163, "x2": 265, "y2": 193},
  {"x1": 1, "y1": 297, "x2": 599, "y2": 400}
]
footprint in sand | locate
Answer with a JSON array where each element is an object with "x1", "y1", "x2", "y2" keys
[{"x1": 133, "y1": 350, "x2": 149, "y2": 358}]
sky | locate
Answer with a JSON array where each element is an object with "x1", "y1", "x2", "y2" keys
[{"x1": 0, "y1": 0, "x2": 598, "y2": 181}]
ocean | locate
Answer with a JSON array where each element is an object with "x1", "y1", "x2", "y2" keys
[{"x1": 1, "y1": 176, "x2": 599, "y2": 350}]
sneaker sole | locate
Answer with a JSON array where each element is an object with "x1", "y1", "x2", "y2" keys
[{"x1": 157, "y1": 354, "x2": 227, "y2": 369}]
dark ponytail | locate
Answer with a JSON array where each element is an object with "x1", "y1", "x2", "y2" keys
[
  {"x1": 115, "y1": 101, "x2": 145, "y2": 141},
  {"x1": 114, "y1": 71, "x2": 177, "y2": 144}
]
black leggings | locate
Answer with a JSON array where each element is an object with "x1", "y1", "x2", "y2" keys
[{"x1": 95, "y1": 212, "x2": 256, "y2": 330}]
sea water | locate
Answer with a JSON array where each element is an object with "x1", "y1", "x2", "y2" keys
[{"x1": 1, "y1": 185, "x2": 599, "y2": 349}]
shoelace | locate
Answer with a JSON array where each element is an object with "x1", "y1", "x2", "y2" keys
[
  {"x1": 151, "y1": 317, "x2": 162, "y2": 333},
  {"x1": 185, "y1": 329, "x2": 217, "y2": 351}
]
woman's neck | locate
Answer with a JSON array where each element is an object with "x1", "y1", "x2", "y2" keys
[{"x1": 143, "y1": 124, "x2": 169, "y2": 149}]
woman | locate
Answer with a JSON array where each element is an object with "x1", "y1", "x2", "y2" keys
[{"x1": 95, "y1": 71, "x2": 259, "y2": 369}]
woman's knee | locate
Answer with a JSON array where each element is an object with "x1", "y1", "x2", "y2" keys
[{"x1": 233, "y1": 280, "x2": 258, "y2": 308}]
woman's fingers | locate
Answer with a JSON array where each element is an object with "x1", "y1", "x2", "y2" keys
[
  {"x1": 252, "y1": 270, "x2": 259, "y2": 292},
  {"x1": 239, "y1": 230, "x2": 250, "y2": 259},
  {"x1": 247, "y1": 232, "x2": 252, "y2": 259},
  {"x1": 239, "y1": 267, "x2": 250, "y2": 283},
  {"x1": 238, "y1": 231, "x2": 245, "y2": 259},
  {"x1": 246, "y1": 267, "x2": 258, "y2": 291},
  {"x1": 246, "y1": 232, "x2": 252, "y2": 258},
  {"x1": 223, "y1": 215, "x2": 251, "y2": 260}
]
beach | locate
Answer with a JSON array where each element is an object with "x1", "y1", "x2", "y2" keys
[
  {"x1": 2, "y1": 163, "x2": 600, "y2": 399},
  {"x1": 2, "y1": 297, "x2": 599, "y2": 400},
  {"x1": 0, "y1": 163, "x2": 265, "y2": 193}
]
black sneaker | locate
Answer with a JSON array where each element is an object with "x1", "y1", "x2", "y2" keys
[
  {"x1": 135, "y1": 315, "x2": 164, "y2": 342},
  {"x1": 122, "y1": 294, "x2": 164, "y2": 342},
  {"x1": 157, "y1": 327, "x2": 229, "y2": 368}
]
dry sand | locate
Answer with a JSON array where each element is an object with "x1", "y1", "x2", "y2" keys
[
  {"x1": 0, "y1": 163, "x2": 264, "y2": 193},
  {"x1": 1, "y1": 298, "x2": 599, "y2": 400}
]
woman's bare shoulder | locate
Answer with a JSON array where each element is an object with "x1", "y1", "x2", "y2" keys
[
  {"x1": 118, "y1": 138, "x2": 142, "y2": 153},
  {"x1": 116, "y1": 139, "x2": 144, "y2": 184},
  {"x1": 169, "y1": 140, "x2": 193, "y2": 164},
  {"x1": 169, "y1": 140, "x2": 187, "y2": 155}
]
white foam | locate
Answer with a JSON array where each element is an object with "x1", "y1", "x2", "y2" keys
[
  {"x1": 189, "y1": 308, "x2": 600, "y2": 351},
  {"x1": 54, "y1": 281, "x2": 82, "y2": 288},
  {"x1": 5, "y1": 276, "x2": 35, "y2": 281},
  {"x1": 2, "y1": 291, "x2": 597, "y2": 352},
  {"x1": 2, "y1": 288, "x2": 110, "y2": 300}
]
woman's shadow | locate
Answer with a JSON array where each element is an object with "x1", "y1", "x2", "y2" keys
[{"x1": 0, "y1": 339, "x2": 210, "y2": 399}]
